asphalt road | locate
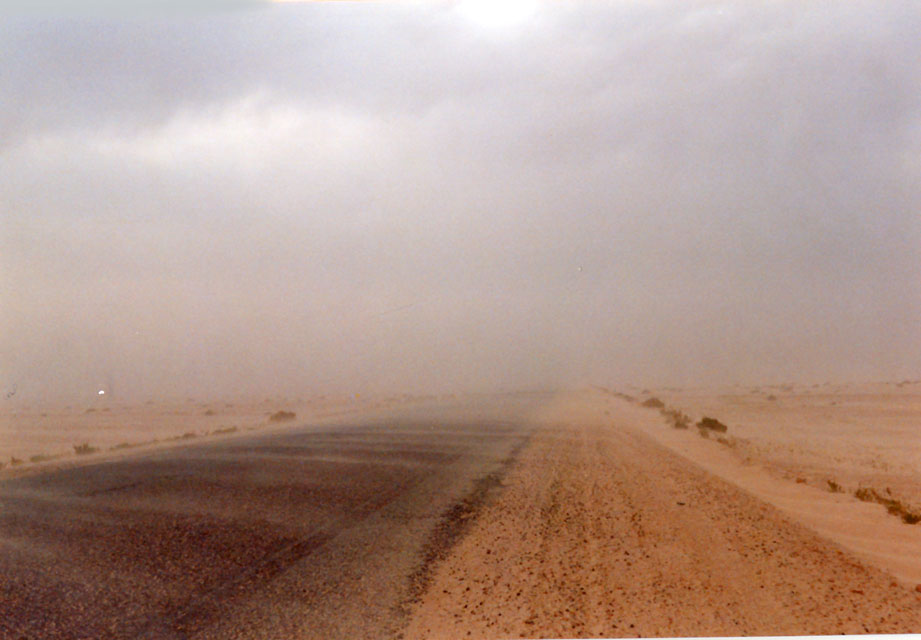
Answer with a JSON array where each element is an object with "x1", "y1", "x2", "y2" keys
[{"x1": 0, "y1": 395, "x2": 538, "y2": 640}]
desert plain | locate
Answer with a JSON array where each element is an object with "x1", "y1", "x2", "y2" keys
[{"x1": 1, "y1": 384, "x2": 920, "y2": 638}]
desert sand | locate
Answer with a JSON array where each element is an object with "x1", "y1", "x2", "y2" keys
[
  {"x1": 639, "y1": 383, "x2": 921, "y2": 583},
  {"x1": 651, "y1": 382, "x2": 921, "y2": 507},
  {"x1": 0, "y1": 394, "x2": 429, "y2": 476},
  {"x1": 2, "y1": 388, "x2": 920, "y2": 638},
  {"x1": 403, "y1": 390, "x2": 921, "y2": 638}
]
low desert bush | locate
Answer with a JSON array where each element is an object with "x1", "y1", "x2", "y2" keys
[
  {"x1": 73, "y1": 443, "x2": 98, "y2": 455},
  {"x1": 10, "y1": 457, "x2": 22, "y2": 466},
  {"x1": 660, "y1": 407, "x2": 690, "y2": 429},
  {"x1": 854, "y1": 487, "x2": 921, "y2": 524},
  {"x1": 696, "y1": 417, "x2": 728, "y2": 433},
  {"x1": 29, "y1": 454, "x2": 56, "y2": 463},
  {"x1": 203, "y1": 409, "x2": 216, "y2": 416},
  {"x1": 827, "y1": 479, "x2": 844, "y2": 493},
  {"x1": 269, "y1": 410, "x2": 296, "y2": 422},
  {"x1": 211, "y1": 426, "x2": 238, "y2": 435},
  {"x1": 641, "y1": 397, "x2": 665, "y2": 409},
  {"x1": 608, "y1": 390, "x2": 636, "y2": 403}
]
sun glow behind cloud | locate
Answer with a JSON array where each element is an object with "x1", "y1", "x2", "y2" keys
[
  {"x1": 271, "y1": 0, "x2": 538, "y2": 30},
  {"x1": 454, "y1": 0, "x2": 537, "y2": 28}
]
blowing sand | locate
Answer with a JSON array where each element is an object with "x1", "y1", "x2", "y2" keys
[
  {"x1": 3, "y1": 387, "x2": 921, "y2": 638},
  {"x1": 0, "y1": 394, "x2": 425, "y2": 476},
  {"x1": 0, "y1": 394, "x2": 532, "y2": 640},
  {"x1": 404, "y1": 390, "x2": 921, "y2": 638}
]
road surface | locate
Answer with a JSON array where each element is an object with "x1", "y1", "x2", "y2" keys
[
  {"x1": 2, "y1": 391, "x2": 920, "y2": 639},
  {"x1": 0, "y1": 396, "x2": 534, "y2": 640}
]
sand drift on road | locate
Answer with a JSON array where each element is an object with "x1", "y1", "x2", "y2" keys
[{"x1": 1, "y1": 390, "x2": 920, "y2": 639}]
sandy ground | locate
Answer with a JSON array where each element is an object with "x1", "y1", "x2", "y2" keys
[
  {"x1": 404, "y1": 391, "x2": 921, "y2": 638},
  {"x1": 0, "y1": 394, "x2": 434, "y2": 475},
  {"x1": 632, "y1": 384, "x2": 921, "y2": 583},
  {"x1": 4, "y1": 388, "x2": 921, "y2": 638},
  {"x1": 651, "y1": 382, "x2": 921, "y2": 509}
]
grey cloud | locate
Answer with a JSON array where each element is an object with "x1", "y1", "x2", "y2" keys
[{"x1": 3, "y1": 1, "x2": 921, "y2": 401}]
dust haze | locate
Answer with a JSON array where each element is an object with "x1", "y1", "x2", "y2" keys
[{"x1": 3, "y1": 0, "x2": 921, "y2": 404}]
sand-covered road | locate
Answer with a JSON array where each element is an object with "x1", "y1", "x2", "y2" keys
[
  {"x1": 3, "y1": 391, "x2": 920, "y2": 639},
  {"x1": 404, "y1": 393, "x2": 921, "y2": 638},
  {"x1": 0, "y1": 396, "x2": 534, "y2": 640}
]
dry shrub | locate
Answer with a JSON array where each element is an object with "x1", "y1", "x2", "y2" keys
[
  {"x1": 660, "y1": 407, "x2": 690, "y2": 429},
  {"x1": 73, "y1": 443, "x2": 98, "y2": 455},
  {"x1": 854, "y1": 487, "x2": 921, "y2": 524},
  {"x1": 269, "y1": 410, "x2": 297, "y2": 423},
  {"x1": 827, "y1": 479, "x2": 844, "y2": 493},
  {"x1": 696, "y1": 416, "x2": 728, "y2": 433},
  {"x1": 211, "y1": 426, "x2": 238, "y2": 435},
  {"x1": 641, "y1": 397, "x2": 665, "y2": 409}
]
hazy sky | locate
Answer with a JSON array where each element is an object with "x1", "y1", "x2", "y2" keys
[{"x1": 2, "y1": 0, "x2": 920, "y2": 402}]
